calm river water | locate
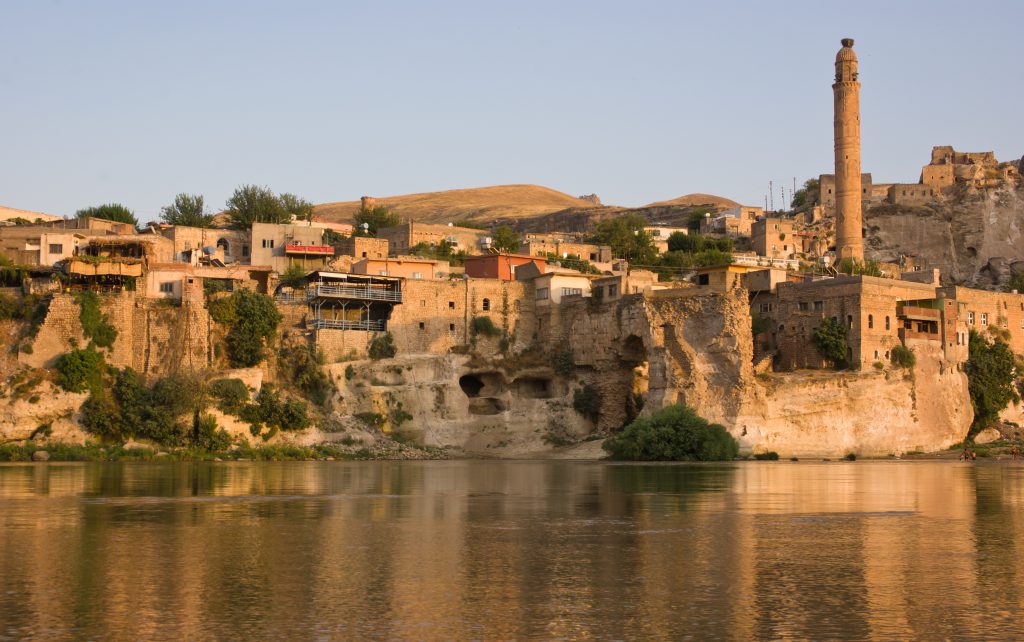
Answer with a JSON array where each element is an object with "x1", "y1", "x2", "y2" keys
[{"x1": 1, "y1": 460, "x2": 1023, "y2": 640}]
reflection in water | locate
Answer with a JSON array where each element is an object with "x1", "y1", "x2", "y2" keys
[{"x1": 1, "y1": 461, "x2": 1023, "y2": 639}]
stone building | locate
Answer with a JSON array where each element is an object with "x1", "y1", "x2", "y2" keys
[
  {"x1": 701, "y1": 206, "x2": 761, "y2": 236},
  {"x1": 250, "y1": 222, "x2": 332, "y2": 273},
  {"x1": 751, "y1": 218, "x2": 796, "y2": 260},
  {"x1": 940, "y1": 286, "x2": 1024, "y2": 355},
  {"x1": 518, "y1": 238, "x2": 611, "y2": 263},
  {"x1": 464, "y1": 253, "x2": 547, "y2": 281},
  {"x1": 377, "y1": 222, "x2": 491, "y2": 256},
  {"x1": 351, "y1": 256, "x2": 450, "y2": 280},
  {"x1": 0, "y1": 227, "x2": 86, "y2": 266},
  {"x1": 833, "y1": 38, "x2": 864, "y2": 261},
  {"x1": 157, "y1": 225, "x2": 251, "y2": 265},
  {"x1": 337, "y1": 236, "x2": 388, "y2": 260}
]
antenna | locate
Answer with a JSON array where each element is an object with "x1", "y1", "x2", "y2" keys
[{"x1": 769, "y1": 181, "x2": 774, "y2": 211}]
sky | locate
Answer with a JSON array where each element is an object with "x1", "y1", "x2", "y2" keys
[{"x1": 1, "y1": 0, "x2": 1022, "y2": 219}]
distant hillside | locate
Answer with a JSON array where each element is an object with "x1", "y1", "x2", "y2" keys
[
  {"x1": 644, "y1": 193, "x2": 740, "y2": 209},
  {"x1": 0, "y1": 205, "x2": 62, "y2": 223},
  {"x1": 314, "y1": 185, "x2": 598, "y2": 225}
]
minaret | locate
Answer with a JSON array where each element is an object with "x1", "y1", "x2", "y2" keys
[{"x1": 833, "y1": 38, "x2": 863, "y2": 261}]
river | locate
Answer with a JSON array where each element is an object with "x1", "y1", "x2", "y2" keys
[{"x1": 1, "y1": 460, "x2": 1022, "y2": 640}]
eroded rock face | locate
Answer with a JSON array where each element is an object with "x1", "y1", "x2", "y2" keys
[{"x1": 864, "y1": 186, "x2": 1024, "y2": 288}]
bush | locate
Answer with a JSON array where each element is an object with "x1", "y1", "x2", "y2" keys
[
  {"x1": 210, "y1": 378, "x2": 250, "y2": 414},
  {"x1": 572, "y1": 383, "x2": 601, "y2": 422},
  {"x1": 278, "y1": 264, "x2": 308, "y2": 290},
  {"x1": 753, "y1": 451, "x2": 780, "y2": 460},
  {"x1": 220, "y1": 290, "x2": 282, "y2": 367},
  {"x1": 603, "y1": 404, "x2": 739, "y2": 461},
  {"x1": 751, "y1": 311, "x2": 772, "y2": 336},
  {"x1": 55, "y1": 348, "x2": 106, "y2": 392},
  {"x1": 553, "y1": 350, "x2": 575, "y2": 376},
  {"x1": 241, "y1": 385, "x2": 311, "y2": 432},
  {"x1": 194, "y1": 414, "x2": 232, "y2": 451},
  {"x1": 812, "y1": 317, "x2": 848, "y2": 367},
  {"x1": 966, "y1": 330, "x2": 1019, "y2": 436},
  {"x1": 368, "y1": 332, "x2": 396, "y2": 360},
  {"x1": 345, "y1": 364, "x2": 356, "y2": 381},
  {"x1": 844, "y1": 453, "x2": 857, "y2": 461},
  {"x1": 836, "y1": 258, "x2": 883, "y2": 277},
  {"x1": 890, "y1": 345, "x2": 916, "y2": 368},
  {"x1": 470, "y1": 316, "x2": 501, "y2": 338},
  {"x1": 279, "y1": 344, "x2": 333, "y2": 406},
  {"x1": 74, "y1": 291, "x2": 118, "y2": 348}
]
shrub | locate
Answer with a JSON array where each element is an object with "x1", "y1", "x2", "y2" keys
[
  {"x1": 470, "y1": 316, "x2": 501, "y2": 337},
  {"x1": 966, "y1": 330, "x2": 1019, "y2": 436},
  {"x1": 844, "y1": 453, "x2": 857, "y2": 461},
  {"x1": 193, "y1": 414, "x2": 232, "y2": 450},
  {"x1": 345, "y1": 364, "x2": 356, "y2": 381},
  {"x1": 241, "y1": 385, "x2": 311, "y2": 432},
  {"x1": 751, "y1": 311, "x2": 772, "y2": 336},
  {"x1": 890, "y1": 345, "x2": 916, "y2": 368},
  {"x1": 368, "y1": 332, "x2": 396, "y2": 360},
  {"x1": 603, "y1": 404, "x2": 739, "y2": 461},
  {"x1": 74, "y1": 291, "x2": 118, "y2": 348},
  {"x1": 278, "y1": 264, "x2": 308, "y2": 289},
  {"x1": 553, "y1": 350, "x2": 575, "y2": 376},
  {"x1": 222, "y1": 290, "x2": 282, "y2": 367},
  {"x1": 836, "y1": 258, "x2": 883, "y2": 277},
  {"x1": 55, "y1": 348, "x2": 105, "y2": 392},
  {"x1": 812, "y1": 317, "x2": 848, "y2": 367},
  {"x1": 211, "y1": 378, "x2": 250, "y2": 414},
  {"x1": 572, "y1": 383, "x2": 601, "y2": 422},
  {"x1": 753, "y1": 451, "x2": 780, "y2": 460},
  {"x1": 279, "y1": 344, "x2": 333, "y2": 406},
  {"x1": 873, "y1": 361, "x2": 885, "y2": 370}
]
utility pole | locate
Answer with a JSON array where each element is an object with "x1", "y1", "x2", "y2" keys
[{"x1": 769, "y1": 180, "x2": 774, "y2": 211}]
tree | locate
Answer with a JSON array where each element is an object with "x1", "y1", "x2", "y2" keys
[
  {"x1": 603, "y1": 404, "x2": 739, "y2": 461},
  {"x1": 280, "y1": 193, "x2": 314, "y2": 221},
  {"x1": 161, "y1": 193, "x2": 214, "y2": 228},
  {"x1": 965, "y1": 330, "x2": 1019, "y2": 436},
  {"x1": 352, "y1": 206, "x2": 399, "y2": 236},
  {"x1": 791, "y1": 178, "x2": 820, "y2": 209},
  {"x1": 75, "y1": 203, "x2": 137, "y2": 226},
  {"x1": 491, "y1": 225, "x2": 520, "y2": 252},
  {"x1": 589, "y1": 214, "x2": 657, "y2": 264},
  {"x1": 812, "y1": 317, "x2": 848, "y2": 367},
  {"x1": 215, "y1": 290, "x2": 283, "y2": 367},
  {"x1": 1007, "y1": 271, "x2": 1024, "y2": 293},
  {"x1": 225, "y1": 185, "x2": 289, "y2": 230}
]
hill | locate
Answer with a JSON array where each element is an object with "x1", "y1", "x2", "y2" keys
[
  {"x1": 643, "y1": 193, "x2": 740, "y2": 209},
  {"x1": 314, "y1": 184, "x2": 598, "y2": 225}
]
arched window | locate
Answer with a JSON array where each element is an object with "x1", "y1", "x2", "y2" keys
[
  {"x1": 868, "y1": 314, "x2": 873, "y2": 329},
  {"x1": 847, "y1": 314, "x2": 853, "y2": 329},
  {"x1": 217, "y1": 238, "x2": 230, "y2": 254},
  {"x1": 482, "y1": 298, "x2": 490, "y2": 311},
  {"x1": 885, "y1": 316, "x2": 890, "y2": 330}
]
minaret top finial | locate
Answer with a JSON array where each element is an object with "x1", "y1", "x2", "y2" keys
[{"x1": 841, "y1": 38, "x2": 854, "y2": 48}]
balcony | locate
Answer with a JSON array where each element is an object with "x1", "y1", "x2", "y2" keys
[
  {"x1": 284, "y1": 244, "x2": 333, "y2": 256},
  {"x1": 308, "y1": 284, "x2": 402, "y2": 303},
  {"x1": 897, "y1": 305, "x2": 940, "y2": 321},
  {"x1": 898, "y1": 327, "x2": 939, "y2": 343},
  {"x1": 311, "y1": 318, "x2": 385, "y2": 331},
  {"x1": 65, "y1": 258, "x2": 144, "y2": 277}
]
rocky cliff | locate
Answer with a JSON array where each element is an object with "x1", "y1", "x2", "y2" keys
[{"x1": 865, "y1": 184, "x2": 1024, "y2": 288}]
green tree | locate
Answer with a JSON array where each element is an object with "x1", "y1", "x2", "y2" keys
[
  {"x1": 603, "y1": 404, "x2": 739, "y2": 461},
  {"x1": 217, "y1": 290, "x2": 283, "y2": 367},
  {"x1": 590, "y1": 214, "x2": 657, "y2": 264},
  {"x1": 1007, "y1": 271, "x2": 1024, "y2": 293},
  {"x1": 280, "y1": 193, "x2": 314, "y2": 221},
  {"x1": 56, "y1": 348, "x2": 106, "y2": 393},
  {"x1": 161, "y1": 193, "x2": 214, "y2": 228},
  {"x1": 225, "y1": 185, "x2": 289, "y2": 229},
  {"x1": 965, "y1": 330, "x2": 1019, "y2": 436},
  {"x1": 791, "y1": 178, "x2": 819, "y2": 209},
  {"x1": 352, "y1": 206, "x2": 399, "y2": 236},
  {"x1": 491, "y1": 225, "x2": 520, "y2": 252},
  {"x1": 812, "y1": 317, "x2": 848, "y2": 367},
  {"x1": 75, "y1": 203, "x2": 137, "y2": 226}
]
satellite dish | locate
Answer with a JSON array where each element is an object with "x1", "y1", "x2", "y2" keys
[
  {"x1": 447, "y1": 222, "x2": 454, "y2": 227},
  {"x1": 202, "y1": 246, "x2": 216, "y2": 255}
]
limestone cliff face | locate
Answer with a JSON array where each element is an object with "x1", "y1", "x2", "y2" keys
[{"x1": 865, "y1": 185, "x2": 1024, "y2": 287}]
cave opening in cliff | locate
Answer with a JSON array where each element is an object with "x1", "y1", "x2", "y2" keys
[
  {"x1": 459, "y1": 375, "x2": 485, "y2": 397},
  {"x1": 512, "y1": 377, "x2": 553, "y2": 399},
  {"x1": 620, "y1": 335, "x2": 646, "y2": 365}
]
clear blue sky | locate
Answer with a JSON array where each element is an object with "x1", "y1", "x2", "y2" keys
[{"x1": 2, "y1": 0, "x2": 1021, "y2": 219}]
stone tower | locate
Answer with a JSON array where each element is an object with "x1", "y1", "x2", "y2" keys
[{"x1": 833, "y1": 38, "x2": 863, "y2": 261}]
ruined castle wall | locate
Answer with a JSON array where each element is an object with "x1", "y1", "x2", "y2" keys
[{"x1": 888, "y1": 184, "x2": 938, "y2": 206}]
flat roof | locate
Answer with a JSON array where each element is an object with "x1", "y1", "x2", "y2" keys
[{"x1": 464, "y1": 253, "x2": 545, "y2": 262}]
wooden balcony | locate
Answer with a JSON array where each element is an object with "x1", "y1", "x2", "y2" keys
[
  {"x1": 897, "y1": 305, "x2": 940, "y2": 321},
  {"x1": 66, "y1": 259, "x2": 144, "y2": 277}
]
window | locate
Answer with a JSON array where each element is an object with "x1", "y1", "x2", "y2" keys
[
  {"x1": 847, "y1": 315, "x2": 853, "y2": 329},
  {"x1": 868, "y1": 314, "x2": 873, "y2": 329},
  {"x1": 217, "y1": 238, "x2": 229, "y2": 254},
  {"x1": 760, "y1": 303, "x2": 773, "y2": 313},
  {"x1": 608, "y1": 284, "x2": 618, "y2": 297},
  {"x1": 482, "y1": 298, "x2": 490, "y2": 311},
  {"x1": 421, "y1": 300, "x2": 425, "y2": 307},
  {"x1": 561, "y1": 288, "x2": 582, "y2": 297},
  {"x1": 968, "y1": 311, "x2": 975, "y2": 325},
  {"x1": 261, "y1": 239, "x2": 275, "y2": 249},
  {"x1": 981, "y1": 313, "x2": 988, "y2": 326},
  {"x1": 411, "y1": 272, "x2": 422, "y2": 280},
  {"x1": 874, "y1": 350, "x2": 879, "y2": 358},
  {"x1": 697, "y1": 274, "x2": 709, "y2": 286},
  {"x1": 448, "y1": 301, "x2": 455, "y2": 309},
  {"x1": 772, "y1": 244, "x2": 777, "y2": 252},
  {"x1": 798, "y1": 302, "x2": 809, "y2": 311},
  {"x1": 242, "y1": 245, "x2": 250, "y2": 257},
  {"x1": 448, "y1": 323, "x2": 456, "y2": 332},
  {"x1": 536, "y1": 287, "x2": 549, "y2": 300},
  {"x1": 885, "y1": 316, "x2": 890, "y2": 330},
  {"x1": 49, "y1": 244, "x2": 63, "y2": 254},
  {"x1": 361, "y1": 252, "x2": 367, "y2": 258},
  {"x1": 419, "y1": 322, "x2": 425, "y2": 330},
  {"x1": 159, "y1": 282, "x2": 174, "y2": 294},
  {"x1": 813, "y1": 301, "x2": 823, "y2": 311},
  {"x1": 589, "y1": 253, "x2": 598, "y2": 261}
]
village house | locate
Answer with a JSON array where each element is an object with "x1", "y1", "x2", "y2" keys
[
  {"x1": 351, "y1": 256, "x2": 449, "y2": 280},
  {"x1": 700, "y1": 206, "x2": 762, "y2": 237},
  {"x1": 464, "y1": 253, "x2": 547, "y2": 281},
  {"x1": 250, "y1": 221, "x2": 333, "y2": 273},
  {"x1": 337, "y1": 236, "x2": 388, "y2": 260},
  {"x1": 377, "y1": 222, "x2": 491, "y2": 256},
  {"x1": 751, "y1": 218, "x2": 797, "y2": 260},
  {"x1": 156, "y1": 225, "x2": 251, "y2": 266}
]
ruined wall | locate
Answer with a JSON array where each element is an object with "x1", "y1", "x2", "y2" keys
[{"x1": 22, "y1": 292, "x2": 210, "y2": 378}]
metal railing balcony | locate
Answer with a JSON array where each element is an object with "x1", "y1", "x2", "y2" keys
[
  {"x1": 310, "y1": 318, "x2": 385, "y2": 331},
  {"x1": 308, "y1": 284, "x2": 402, "y2": 302}
]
